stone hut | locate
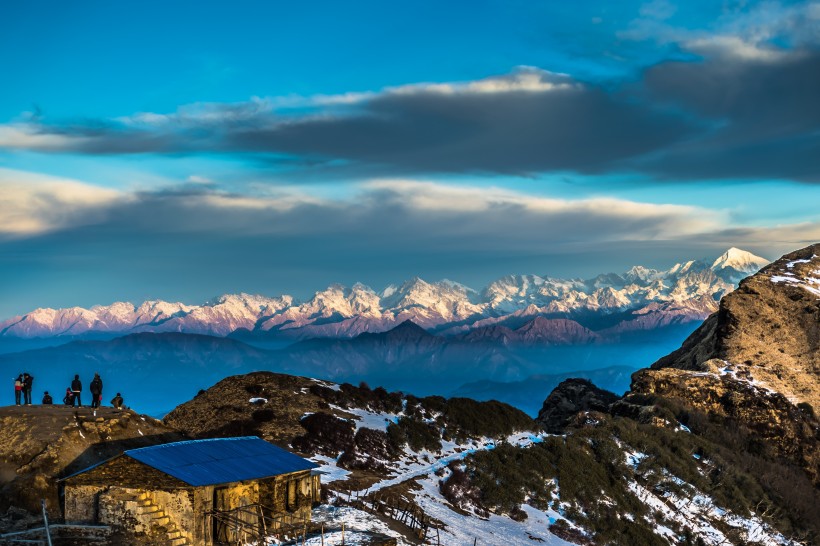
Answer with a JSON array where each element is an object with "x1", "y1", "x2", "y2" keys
[{"x1": 61, "y1": 436, "x2": 320, "y2": 546}]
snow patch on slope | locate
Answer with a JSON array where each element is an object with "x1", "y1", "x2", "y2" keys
[{"x1": 770, "y1": 255, "x2": 820, "y2": 298}]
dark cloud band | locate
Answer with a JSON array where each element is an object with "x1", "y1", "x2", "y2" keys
[{"x1": 1, "y1": 52, "x2": 818, "y2": 182}]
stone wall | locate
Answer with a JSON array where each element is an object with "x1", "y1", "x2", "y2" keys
[
  {"x1": 64, "y1": 455, "x2": 186, "y2": 489},
  {"x1": 62, "y1": 457, "x2": 321, "y2": 545},
  {"x1": 64, "y1": 484, "x2": 104, "y2": 522},
  {"x1": 257, "y1": 471, "x2": 316, "y2": 529}
]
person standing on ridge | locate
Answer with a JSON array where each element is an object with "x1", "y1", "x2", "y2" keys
[
  {"x1": 71, "y1": 374, "x2": 82, "y2": 407},
  {"x1": 42, "y1": 391, "x2": 53, "y2": 404},
  {"x1": 14, "y1": 374, "x2": 23, "y2": 406},
  {"x1": 22, "y1": 373, "x2": 33, "y2": 405},
  {"x1": 90, "y1": 373, "x2": 103, "y2": 409}
]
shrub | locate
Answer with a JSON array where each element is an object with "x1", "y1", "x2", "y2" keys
[
  {"x1": 385, "y1": 417, "x2": 441, "y2": 452},
  {"x1": 251, "y1": 409, "x2": 275, "y2": 422},
  {"x1": 309, "y1": 382, "x2": 403, "y2": 413},
  {"x1": 441, "y1": 398, "x2": 534, "y2": 441},
  {"x1": 797, "y1": 402, "x2": 816, "y2": 420},
  {"x1": 291, "y1": 412, "x2": 354, "y2": 456}
]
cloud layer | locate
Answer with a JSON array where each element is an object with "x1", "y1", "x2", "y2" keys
[
  {"x1": 0, "y1": 169, "x2": 122, "y2": 236},
  {"x1": 1, "y1": 41, "x2": 816, "y2": 182},
  {"x1": 1, "y1": 172, "x2": 816, "y2": 317}
]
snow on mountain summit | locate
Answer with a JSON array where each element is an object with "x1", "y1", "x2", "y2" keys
[
  {"x1": 0, "y1": 248, "x2": 769, "y2": 340},
  {"x1": 710, "y1": 247, "x2": 769, "y2": 274}
]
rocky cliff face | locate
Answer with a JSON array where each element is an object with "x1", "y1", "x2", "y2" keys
[
  {"x1": 652, "y1": 243, "x2": 820, "y2": 409},
  {"x1": 630, "y1": 362, "x2": 819, "y2": 480},
  {"x1": 630, "y1": 243, "x2": 820, "y2": 482}
]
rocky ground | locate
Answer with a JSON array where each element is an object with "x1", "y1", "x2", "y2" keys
[
  {"x1": 162, "y1": 371, "x2": 351, "y2": 446},
  {"x1": 536, "y1": 378, "x2": 620, "y2": 433},
  {"x1": 0, "y1": 404, "x2": 183, "y2": 529},
  {"x1": 654, "y1": 243, "x2": 820, "y2": 409}
]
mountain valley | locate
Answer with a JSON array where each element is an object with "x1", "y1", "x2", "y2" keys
[{"x1": 1, "y1": 244, "x2": 818, "y2": 545}]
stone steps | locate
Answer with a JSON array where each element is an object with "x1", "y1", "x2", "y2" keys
[{"x1": 127, "y1": 492, "x2": 190, "y2": 545}]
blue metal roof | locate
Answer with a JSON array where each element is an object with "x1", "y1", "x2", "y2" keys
[{"x1": 123, "y1": 436, "x2": 318, "y2": 487}]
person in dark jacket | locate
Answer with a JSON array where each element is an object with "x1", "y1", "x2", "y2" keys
[
  {"x1": 63, "y1": 387, "x2": 73, "y2": 405},
  {"x1": 89, "y1": 373, "x2": 103, "y2": 409},
  {"x1": 22, "y1": 373, "x2": 33, "y2": 405},
  {"x1": 14, "y1": 374, "x2": 23, "y2": 406},
  {"x1": 110, "y1": 393, "x2": 124, "y2": 410},
  {"x1": 71, "y1": 374, "x2": 82, "y2": 407},
  {"x1": 42, "y1": 391, "x2": 53, "y2": 405}
]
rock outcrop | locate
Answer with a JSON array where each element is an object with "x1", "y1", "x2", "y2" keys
[
  {"x1": 630, "y1": 362, "x2": 819, "y2": 480},
  {"x1": 0, "y1": 405, "x2": 183, "y2": 523},
  {"x1": 631, "y1": 243, "x2": 820, "y2": 481},
  {"x1": 162, "y1": 371, "x2": 339, "y2": 446},
  {"x1": 535, "y1": 378, "x2": 620, "y2": 433},
  {"x1": 652, "y1": 243, "x2": 820, "y2": 408}
]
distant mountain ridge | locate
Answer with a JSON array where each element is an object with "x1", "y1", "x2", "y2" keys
[{"x1": 0, "y1": 248, "x2": 768, "y2": 341}]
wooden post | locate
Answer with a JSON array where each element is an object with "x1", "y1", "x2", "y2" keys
[
  {"x1": 258, "y1": 505, "x2": 267, "y2": 546},
  {"x1": 321, "y1": 523, "x2": 324, "y2": 546},
  {"x1": 40, "y1": 500, "x2": 53, "y2": 546},
  {"x1": 342, "y1": 521, "x2": 345, "y2": 545}
]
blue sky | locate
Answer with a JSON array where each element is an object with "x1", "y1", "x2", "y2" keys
[{"x1": 1, "y1": 0, "x2": 819, "y2": 317}]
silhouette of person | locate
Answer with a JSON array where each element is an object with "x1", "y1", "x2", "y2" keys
[
  {"x1": 90, "y1": 373, "x2": 103, "y2": 409},
  {"x1": 71, "y1": 374, "x2": 82, "y2": 407},
  {"x1": 22, "y1": 373, "x2": 34, "y2": 405},
  {"x1": 110, "y1": 393, "x2": 124, "y2": 410},
  {"x1": 14, "y1": 374, "x2": 23, "y2": 406},
  {"x1": 42, "y1": 391, "x2": 53, "y2": 405}
]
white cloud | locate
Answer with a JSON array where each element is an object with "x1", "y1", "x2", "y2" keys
[
  {"x1": 119, "y1": 96, "x2": 275, "y2": 127},
  {"x1": 186, "y1": 175, "x2": 213, "y2": 185},
  {"x1": 0, "y1": 125, "x2": 86, "y2": 151},
  {"x1": 0, "y1": 168, "x2": 725, "y2": 244},
  {"x1": 0, "y1": 169, "x2": 124, "y2": 236},
  {"x1": 361, "y1": 179, "x2": 723, "y2": 238},
  {"x1": 386, "y1": 67, "x2": 578, "y2": 96},
  {"x1": 685, "y1": 35, "x2": 792, "y2": 62},
  {"x1": 622, "y1": 0, "x2": 819, "y2": 61},
  {"x1": 106, "y1": 68, "x2": 579, "y2": 129}
]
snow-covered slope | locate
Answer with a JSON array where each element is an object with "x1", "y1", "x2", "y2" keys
[{"x1": 0, "y1": 248, "x2": 769, "y2": 340}]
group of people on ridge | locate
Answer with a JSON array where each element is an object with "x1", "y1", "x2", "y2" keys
[
  {"x1": 13, "y1": 371, "x2": 124, "y2": 410},
  {"x1": 13, "y1": 372, "x2": 34, "y2": 405}
]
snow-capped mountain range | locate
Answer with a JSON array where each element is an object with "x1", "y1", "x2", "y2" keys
[{"x1": 0, "y1": 248, "x2": 769, "y2": 340}]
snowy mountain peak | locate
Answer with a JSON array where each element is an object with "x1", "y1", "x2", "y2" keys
[
  {"x1": 624, "y1": 265, "x2": 662, "y2": 284},
  {"x1": 380, "y1": 284, "x2": 397, "y2": 299},
  {"x1": 710, "y1": 247, "x2": 769, "y2": 273},
  {"x1": 350, "y1": 282, "x2": 376, "y2": 294},
  {"x1": 438, "y1": 278, "x2": 477, "y2": 294},
  {"x1": 1, "y1": 247, "x2": 766, "y2": 340}
]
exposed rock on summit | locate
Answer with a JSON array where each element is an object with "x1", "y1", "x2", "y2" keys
[
  {"x1": 630, "y1": 243, "x2": 820, "y2": 481},
  {"x1": 652, "y1": 243, "x2": 820, "y2": 409},
  {"x1": 535, "y1": 378, "x2": 619, "y2": 433}
]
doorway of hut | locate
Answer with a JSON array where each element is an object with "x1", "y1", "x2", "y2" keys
[{"x1": 213, "y1": 486, "x2": 231, "y2": 544}]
